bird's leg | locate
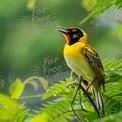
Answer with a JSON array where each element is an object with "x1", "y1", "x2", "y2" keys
[
  {"x1": 83, "y1": 77, "x2": 97, "y2": 95},
  {"x1": 78, "y1": 78, "x2": 100, "y2": 118},
  {"x1": 66, "y1": 76, "x2": 84, "y2": 88},
  {"x1": 85, "y1": 81, "x2": 94, "y2": 91},
  {"x1": 66, "y1": 76, "x2": 90, "y2": 96},
  {"x1": 66, "y1": 80, "x2": 79, "y2": 88}
]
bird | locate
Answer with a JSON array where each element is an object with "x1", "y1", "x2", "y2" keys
[{"x1": 57, "y1": 27, "x2": 105, "y2": 117}]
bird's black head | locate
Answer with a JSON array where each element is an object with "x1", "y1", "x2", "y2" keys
[{"x1": 57, "y1": 27, "x2": 85, "y2": 45}]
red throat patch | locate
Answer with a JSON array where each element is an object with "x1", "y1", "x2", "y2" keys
[{"x1": 64, "y1": 33, "x2": 70, "y2": 42}]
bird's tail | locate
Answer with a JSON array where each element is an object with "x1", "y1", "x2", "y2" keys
[{"x1": 93, "y1": 87, "x2": 104, "y2": 117}]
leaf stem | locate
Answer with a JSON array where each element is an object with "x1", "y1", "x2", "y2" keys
[{"x1": 17, "y1": 94, "x2": 42, "y2": 100}]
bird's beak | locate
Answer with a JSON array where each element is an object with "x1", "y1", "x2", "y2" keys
[
  {"x1": 56, "y1": 27, "x2": 70, "y2": 34},
  {"x1": 56, "y1": 26, "x2": 71, "y2": 42}
]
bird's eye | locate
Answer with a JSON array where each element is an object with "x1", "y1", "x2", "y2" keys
[{"x1": 72, "y1": 29, "x2": 77, "y2": 32}]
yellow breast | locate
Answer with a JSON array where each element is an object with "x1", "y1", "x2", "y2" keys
[
  {"x1": 64, "y1": 42, "x2": 85, "y2": 57},
  {"x1": 64, "y1": 42, "x2": 96, "y2": 82}
]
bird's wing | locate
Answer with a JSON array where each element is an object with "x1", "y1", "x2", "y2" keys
[{"x1": 82, "y1": 45, "x2": 105, "y2": 91}]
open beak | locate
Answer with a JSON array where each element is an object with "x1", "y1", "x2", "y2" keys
[
  {"x1": 56, "y1": 26, "x2": 71, "y2": 42},
  {"x1": 56, "y1": 26, "x2": 70, "y2": 34}
]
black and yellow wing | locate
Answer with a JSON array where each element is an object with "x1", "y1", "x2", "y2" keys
[{"x1": 82, "y1": 45, "x2": 105, "y2": 91}]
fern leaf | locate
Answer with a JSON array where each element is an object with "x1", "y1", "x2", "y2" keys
[
  {"x1": 28, "y1": 99, "x2": 74, "y2": 122},
  {"x1": 41, "y1": 77, "x2": 73, "y2": 100},
  {"x1": 28, "y1": 59, "x2": 122, "y2": 122}
]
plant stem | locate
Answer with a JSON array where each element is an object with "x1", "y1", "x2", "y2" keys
[{"x1": 17, "y1": 94, "x2": 42, "y2": 100}]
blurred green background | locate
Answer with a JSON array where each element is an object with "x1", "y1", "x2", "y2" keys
[{"x1": 0, "y1": 0, "x2": 122, "y2": 107}]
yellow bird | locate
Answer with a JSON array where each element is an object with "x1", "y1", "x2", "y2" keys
[{"x1": 57, "y1": 27, "x2": 105, "y2": 117}]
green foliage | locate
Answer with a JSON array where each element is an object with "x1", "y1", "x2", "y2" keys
[
  {"x1": 0, "y1": 93, "x2": 28, "y2": 122},
  {"x1": 0, "y1": 1, "x2": 122, "y2": 121},
  {"x1": 0, "y1": 59, "x2": 122, "y2": 122},
  {"x1": 8, "y1": 76, "x2": 48, "y2": 99},
  {"x1": 80, "y1": 0, "x2": 122, "y2": 24},
  {"x1": 0, "y1": 76, "x2": 48, "y2": 122},
  {"x1": 9, "y1": 78, "x2": 24, "y2": 99},
  {"x1": 28, "y1": 100, "x2": 74, "y2": 122},
  {"x1": 27, "y1": 59, "x2": 122, "y2": 122},
  {"x1": 23, "y1": 76, "x2": 49, "y2": 91}
]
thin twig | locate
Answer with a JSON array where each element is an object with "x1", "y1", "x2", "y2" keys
[{"x1": 71, "y1": 80, "x2": 82, "y2": 122}]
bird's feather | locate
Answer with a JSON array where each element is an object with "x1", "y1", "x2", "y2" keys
[{"x1": 82, "y1": 45, "x2": 105, "y2": 91}]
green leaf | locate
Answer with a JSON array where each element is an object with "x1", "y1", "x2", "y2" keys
[
  {"x1": 0, "y1": 104, "x2": 9, "y2": 121},
  {"x1": 10, "y1": 104, "x2": 24, "y2": 121},
  {"x1": 9, "y1": 78, "x2": 24, "y2": 99},
  {"x1": 41, "y1": 80, "x2": 68, "y2": 100},
  {"x1": 111, "y1": 102, "x2": 121, "y2": 114},
  {"x1": 112, "y1": 96, "x2": 122, "y2": 101},
  {"x1": 38, "y1": 77, "x2": 49, "y2": 90},
  {"x1": 0, "y1": 93, "x2": 25, "y2": 121},
  {"x1": 28, "y1": 100, "x2": 74, "y2": 122},
  {"x1": 23, "y1": 76, "x2": 49, "y2": 91},
  {"x1": 15, "y1": 109, "x2": 29, "y2": 122},
  {"x1": 24, "y1": 79, "x2": 38, "y2": 91},
  {"x1": 0, "y1": 93, "x2": 17, "y2": 112},
  {"x1": 80, "y1": 0, "x2": 122, "y2": 24},
  {"x1": 28, "y1": 113, "x2": 48, "y2": 122},
  {"x1": 82, "y1": 100, "x2": 94, "y2": 112},
  {"x1": 95, "y1": 111, "x2": 122, "y2": 122},
  {"x1": 116, "y1": 0, "x2": 122, "y2": 8}
]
